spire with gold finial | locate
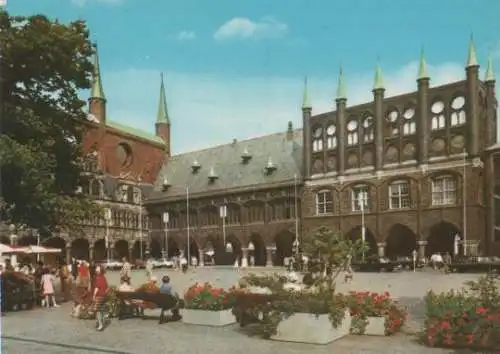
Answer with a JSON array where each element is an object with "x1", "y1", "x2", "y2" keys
[
  {"x1": 373, "y1": 60, "x2": 385, "y2": 90},
  {"x1": 156, "y1": 73, "x2": 170, "y2": 124},
  {"x1": 466, "y1": 34, "x2": 479, "y2": 68},
  {"x1": 90, "y1": 44, "x2": 105, "y2": 100},
  {"x1": 336, "y1": 65, "x2": 347, "y2": 100},
  {"x1": 418, "y1": 47, "x2": 429, "y2": 80},
  {"x1": 485, "y1": 54, "x2": 495, "y2": 82},
  {"x1": 302, "y1": 76, "x2": 311, "y2": 109}
]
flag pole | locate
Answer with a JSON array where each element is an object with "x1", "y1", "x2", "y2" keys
[
  {"x1": 186, "y1": 186, "x2": 190, "y2": 266},
  {"x1": 463, "y1": 148, "x2": 467, "y2": 256}
]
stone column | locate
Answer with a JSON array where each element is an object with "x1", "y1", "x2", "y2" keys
[
  {"x1": 89, "y1": 246, "x2": 94, "y2": 261},
  {"x1": 65, "y1": 243, "x2": 71, "y2": 264},
  {"x1": 377, "y1": 242, "x2": 386, "y2": 258},
  {"x1": 128, "y1": 245, "x2": 133, "y2": 261},
  {"x1": 198, "y1": 249, "x2": 204, "y2": 267},
  {"x1": 241, "y1": 248, "x2": 249, "y2": 268},
  {"x1": 266, "y1": 247, "x2": 274, "y2": 267},
  {"x1": 417, "y1": 240, "x2": 427, "y2": 260}
]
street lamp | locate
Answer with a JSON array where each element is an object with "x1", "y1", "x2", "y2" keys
[
  {"x1": 163, "y1": 211, "x2": 169, "y2": 258},
  {"x1": 357, "y1": 191, "x2": 368, "y2": 262},
  {"x1": 104, "y1": 208, "x2": 112, "y2": 263},
  {"x1": 220, "y1": 205, "x2": 232, "y2": 252}
]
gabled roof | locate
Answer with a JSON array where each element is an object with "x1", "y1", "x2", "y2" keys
[
  {"x1": 106, "y1": 120, "x2": 166, "y2": 146},
  {"x1": 149, "y1": 129, "x2": 302, "y2": 200}
]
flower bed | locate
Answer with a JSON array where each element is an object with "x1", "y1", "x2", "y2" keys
[
  {"x1": 345, "y1": 291, "x2": 406, "y2": 336},
  {"x1": 182, "y1": 283, "x2": 236, "y2": 326}
]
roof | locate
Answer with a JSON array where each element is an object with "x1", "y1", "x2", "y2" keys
[
  {"x1": 149, "y1": 129, "x2": 302, "y2": 200},
  {"x1": 106, "y1": 120, "x2": 166, "y2": 146}
]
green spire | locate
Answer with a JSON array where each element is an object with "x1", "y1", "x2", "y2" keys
[
  {"x1": 373, "y1": 61, "x2": 385, "y2": 90},
  {"x1": 156, "y1": 73, "x2": 170, "y2": 124},
  {"x1": 485, "y1": 55, "x2": 495, "y2": 82},
  {"x1": 90, "y1": 44, "x2": 105, "y2": 100},
  {"x1": 466, "y1": 34, "x2": 479, "y2": 68},
  {"x1": 336, "y1": 65, "x2": 347, "y2": 100},
  {"x1": 302, "y1": 76, "x2": 311, "y2": 109},
  {"x1": 418, "y1": 48, "x2": 429, "y2": 80}
]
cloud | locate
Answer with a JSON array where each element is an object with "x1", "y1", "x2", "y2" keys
[
  {"x1": 96, "y1": 60, "x2": 473, "y2": 154},
  {"x1": 71, "y1": 0, "x2": 124, "y2": 7},
  {"x1": 213, "y1": 17, "x2": 287, "y2": 41},
  {"x1": 175, "y1": 30, "x2": 196, "y2": 41}
]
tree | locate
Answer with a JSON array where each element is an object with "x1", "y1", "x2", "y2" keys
[{"x1": 0, "y1": 11, "x2": 101, "y2": 238}]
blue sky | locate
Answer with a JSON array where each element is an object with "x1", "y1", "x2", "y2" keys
[{"x1": 8, "y1": 0, "x2": 500, "y2": 153}]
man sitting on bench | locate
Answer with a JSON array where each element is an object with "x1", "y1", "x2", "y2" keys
[{"x1": 159, "y1": 276, "x2": 181, "y2": 323}]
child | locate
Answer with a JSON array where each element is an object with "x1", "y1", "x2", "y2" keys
[{"x1": 41, "y1": 268, "x2": 59, "y2": 308}]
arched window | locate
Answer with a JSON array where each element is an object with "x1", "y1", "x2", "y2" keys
[
  {"x1": 402, "y1": 107, "x2": 416, "y2": 135},
  {"x1": 450, "y1": 96, "x2": 466, "y2": 127},
  {"x1": 362, "y1": 115, "x2": 374, "y2": 143},
  {"x1": 431, "y1": 101, "x2": 445, "y2": 131},
  {"x1": 431, "y1": 175, "x2": 457, "y2": 205},
  {"x1": 315, "y1": 190, "x2": 333, "y2": 215},
  {"x1": 227, "y1": 204, "x2": 241, "y2": 224},
  {"x1": 351, "y1": 185, "x2": 370, "y2": 212},
  {"x1": 386, "y1": 109, "x2": 400, "y2": 137},
  {"x1": 388, "y1": 180, "x2": 410, "y2": 209},
  {"x1": 326, "y1": 124, "x2": 337, "y2": 149},
  {"x1": 347, "y1": 119, "x2": 358, "y2": 146},
  {"x1": 312, "y1": 126, "x2": 323, "y2": 152},
  {"x1": 90, "y1": 180, "x2": 102, "y2": 197},
  {"x1": 246, "y1": 202, "x2": 265, "y2": 223}
]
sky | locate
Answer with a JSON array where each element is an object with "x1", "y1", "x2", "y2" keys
[{"x1": 7, "y1": 0, "x2": 500, "y2": 153}]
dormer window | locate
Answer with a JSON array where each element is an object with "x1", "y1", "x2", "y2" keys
[
  {"x1": 192, "y1": 159, "x2": 201, "y2": 173},
  {"x1": 241, "y1": 148, "x2": 252, "y2": 163},
  {"x1": 265, "y1": 157, "x2": 277, "y2": 174},
  {"x1": 162, "y1": 178, "x2": 171, "y2": 191},
  {"x1": 208, "y1": 167, "x2": 218, "y2": 182}
]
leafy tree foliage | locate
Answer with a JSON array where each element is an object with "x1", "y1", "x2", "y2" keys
[{"x1": 0, "y1": 11, "x2": 101, "y2": 238}]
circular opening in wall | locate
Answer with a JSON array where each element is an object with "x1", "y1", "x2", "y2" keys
[{"x1": 116, "y1": 142, "x2": 133, "y2": 167}]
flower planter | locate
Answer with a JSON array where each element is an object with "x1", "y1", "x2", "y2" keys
[
  {"x1": 364, "y1": 316, "x2": 385, "y2": 336},
  {"x1": 182, "y1": 308, "x2": 235, "y2": 326},
  {"x1": 271, "y1": 311, "x2": 351, "y2": 345}
]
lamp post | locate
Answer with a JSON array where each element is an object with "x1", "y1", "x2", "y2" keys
[
  {"x1": 104, "y1": 208, "x2": 111, "y2": 263},
  {"x1": 357, "y1": 191, "x2": 368, "y2": 262},
  {"x1": 163, "y1": 211, "x2": 169, "y2": 259},
  {"x1": 293, "y1": 174, "x2": 299, "y2": 256},
  {"x1": 34, "y1": 230, "x2": 40, "y2": 262},
  {"x1": 462, "y1": 148, "x2": 467, "y2": 256}
]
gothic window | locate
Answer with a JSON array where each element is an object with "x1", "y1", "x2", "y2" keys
[
  {"x1": 142, "y1": 215, "x2": 149, "y2": 230},
  {"x1": 351, "y1": 185, "x2": 370, "y2": 212},
  {"x1": 127, "y1": 186, "x2": 134, "y2": 204},
  {"x1": 402, "y1": 107, "x2": 416, "y2": 135},
  {"x1": 326, "y1": 124, "x2": 337, "y2": 149},
  {"x1": 450, "y1": 96, "x2": 466, "y2": 127},
  {"x1": 431, "y1": 101, "x2": 445, "y2": 131},
  {"x1": 246, "y1": 202, "x2": 264, "y2": 223},
  {"x1": 117, "y1": 185, "x2": 128, "y2": 202},
  {"x1": 362, "y1": 115, "x2": 374, "y2": 143},
  {"x1": 388, "y1": 180, "x2": 410, "y2": 209},
  {"x1": 133, "y1": 188, "x2": 141, "y2": 204},
  {"x1": 227, "y1": 205, "x2": 241, "y2": 224},
  {"x1": 431, "y1": 175, "x2": 457, "y2": 205},
  {"x1": 203, "y1": 206, "x2": 218, "y2": 226},
  {"x1": 270, "y1": 200, "x2": 292, "y2": 220},
  {"x1": 312, "y1": 126, "x2": 323, "y2": 152},
  {"x1": 90, "y1": 180, "x2": 102, "y2": 197},
  {"x1": 168, "y1": 211, "x2": 178, "y2": 229},
  {"x1": 187, "y1": 208, "x2": 198, "y2": 227},
  {"x1": 387, "y1": 109, "x2": 400, "y2": 137},
  {"x1": 347, "y1": 119, "x2": 358, "y2": 146},
  {"x1": 315, "y1": 190, "x2": 333, "y2": 215}
]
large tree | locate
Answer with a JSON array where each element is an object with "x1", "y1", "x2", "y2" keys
[{"x1": 0, "y1": 11, "x2": 101, "y2": 238}]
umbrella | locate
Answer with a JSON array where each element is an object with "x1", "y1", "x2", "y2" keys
[
  {"x1": 0, "y1": 244, "x2": 14, "y2": 254},
  {"x1": 18, "y1": 245, "x2": 61, "y2": 254}
]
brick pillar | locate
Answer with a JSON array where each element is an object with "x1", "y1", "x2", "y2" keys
[
  {"x1": 266, "y1": 247, "x2": 274, "y2": 267},
  {"x1": 241, "y1": 248, "x2": 249, "y2": 268},
  {"x1": 198, "y1": 249, "x2": 204, "y2": 267},
  {"x1": 377, "y1": 242, "x2": 386, "y2": 258},
  {"x1": 417, "y1": 240, "x2": 427, "y2": 260}
]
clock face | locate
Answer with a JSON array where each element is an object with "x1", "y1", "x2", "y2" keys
[
  {"x1": 403, "y1": 108, "x2": 415, "y2": 119},
  {"x1": 387, "y1": 110, "x2": 398, "y2": 122},
  {"x1": 326, "y1": 125, "x2": 336, "y2": 135},
  {"x1": 313, "y1": 127, "x2": 322, "y2": 138}
]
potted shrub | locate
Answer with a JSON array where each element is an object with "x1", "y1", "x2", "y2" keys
[
  {"x1": 346, "y1": 291, "x2": 406, "y2": 336},
  {"x1": 182, "y1": 283, "x2": 236, "y2": 326}
]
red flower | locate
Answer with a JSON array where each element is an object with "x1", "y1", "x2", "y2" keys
[{"x1": 476, "y1": 307, "x2": 487, "y2": 314}]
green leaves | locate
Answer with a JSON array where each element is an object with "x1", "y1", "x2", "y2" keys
[{"x1": 0, "y1": 11, "x2": 100, "y2": 237}]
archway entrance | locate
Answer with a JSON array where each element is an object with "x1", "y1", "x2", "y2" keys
[
  {"x1": 203, "y1": 236, "x2": 218, "y2": 265},
  {"x1": 385, "y1": 224, "x2": 417, "y2": 260},
  {"x1": 275, "y1": 231, "x2": 294, "y2": 266},
  {"x1": 249, "y1": 233, "x2": 266, "y2": 266},
  {"x1": 219, "y1": 235, "x2": 241, "y2": 266},
  {"x1": 167, "y1": 238, "x2": 180, "y2": 258},
  {"x1": 94, "y1": 239, "x2": 106, "y2": 261},
  {"x1": 43, "y1": 236, "x2": 67, "y2": 264},
  {"x1": 71, "y1": 238, "x2": 89, "y2": 261},
  {"x1": 183, "y1": 240, "x2": 200, "y2": 264},
  {"x1": 114, "y1": 239, "x2": 129, "y2": 260},
  {"x1": 132, "y1": 240, "x2": 147, "y2": 261},
  {"x1": 345, "y1": 226, "x2": 377, "y2": 261},
  {"x1": 150, "y1": 238, "x2": 162, "y2": 259},
  {"x1": 427, "y1": 222, "x2": 462, "y2": 256}
]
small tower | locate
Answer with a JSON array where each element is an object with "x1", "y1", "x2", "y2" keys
[
  {"x1": 155, "y1": 73, "x2": 171, "y2": 154},
  {"x1": 417, "y1": 48, "x2": 430, "y2": 166},
  {"x1": 484, "y1": 54, "x2": 497, "y2": 145},
  {"x1": 301, "y1": 76, "x2": 312, "y2": 179},
  {"x1": 372, "y1": 60, "x2": 385, "y2": 171},
  {"x1": 88, "y1": 44, "x2": 106, "y2": 123},
  {"x1": 335, "y1": 65, "x2": 347, "y2": 176},
  {"x1": 465, "y1": 35, "x2": 480, "y2": 156}
]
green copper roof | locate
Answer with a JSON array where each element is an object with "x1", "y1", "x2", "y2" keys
[
  {"x1": 373, "y1": 62, "x2": 385, "y2": 90},
  {"x1": 485, "y1": 55, "x2": 495, "y2": 82},
  {"x1": 418, "y1": 48, "x2": 429, "y2": 80},
  {"x1": 302, "y1": 76, "x2": 311, "y2": 109},
  {"x1": 466, "y1": 35, "x2": 479, "y2": 68},
  {"x1": 106, "y1": 120, "x2": 166, "y2": 145},
  {"x1": 90, "y1": 45, "x2": 105, "y2": 100},
  {"x1": 336, "y1": 65, "x2": 347, "y2": 100},
  {"x1": 156, "y1": 73, "x2": 170, "y2": 124}
]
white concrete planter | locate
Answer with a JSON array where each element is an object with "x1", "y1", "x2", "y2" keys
[
  {"x1": 271, "y1": 310, "x2": 351, "y2": 345},
  {"x1": 182, "y1": 308, "x2": 235, "y2": 326},
  {"x1": 364, "y1": 316, "x2": 386, "y2": 336}
]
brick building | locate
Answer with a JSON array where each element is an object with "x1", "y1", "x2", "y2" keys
[
  {"x1": 146, "y1": 39, "x2": 499, "y2": 264},
  {"x1": 11, "y1": 49, "x2": 170, "y2": 262}
]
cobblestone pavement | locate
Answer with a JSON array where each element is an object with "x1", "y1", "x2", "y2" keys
[{"x1": 3, "y1": 268, "x2": 479, "y2": 354}]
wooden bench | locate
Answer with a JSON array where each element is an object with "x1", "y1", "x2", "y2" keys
[{"x1": 116, "y1": 291, "x2": 183, "y2": 324}]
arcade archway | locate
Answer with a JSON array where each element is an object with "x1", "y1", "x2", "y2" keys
[
  {"x1": 114, "y1": 239, "x2": 129, "y2": 259},
  {"x1": 220, "y1": 235, "x2": 242, "y2": 266},
  {"x1": 150, "y1": 238, "x2": 162, "y2": 259},
  {"x1": 249, "y1": 233, "x2": 266, "y2": 266},
  {"x1": 203, "y1": 236, "x2": 218, "y2": 265},
  {"x1": 274, "y1": 230, "x2": 294, "y2": 266},
  {"x1": 183, "y1": 239, "x2": 200, "y2": 263},
  {"x1": 132, "y1": 240, "x2": 147, "y2": 260},
  {"x1": 71, "y1": 238, "x2": 89, "y2": 261},
  {"x1": 43, "y1": 236, "x2": 67, "y2": 264},
  {"x1": 167, "y1": 238, "x2": 180, "y2": 258},
  {"x1": 345, "y1": 226, "x2": 377, "y2": 260},
  {"x1": 385, "y1": 224, "x2": 417, "y2": 260},
  {"x1": 427, "y1": 222, "x2": 461, "y2": 256},
  {"x1": 93, "y1": 239, "x2": 106, "y2": 261}
]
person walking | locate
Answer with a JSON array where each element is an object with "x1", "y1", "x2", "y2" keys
[{"x1": 93, "y1": 266, "x2": 109, "y2": 331}]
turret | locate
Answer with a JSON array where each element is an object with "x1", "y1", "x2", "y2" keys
[
  {"x1": 302, "y1": 77, "x2": 312, "y2": 179},
  {"x1": 417, "y1": 48, "x2": 430, "y2": 166},
  {"x1": 484, "y1": 55, "x2": 497, "y2": 145},
  {"x1": 465, "y1": 35, "x2": 480, "y2": 156},
  {"x1": 335, "y1": 66, "x2": 347, "y2": 176},
  {"x1": 372, "y1": 61, "x2": 385, "y2": 171},
  {"x1": 155, "y1": 73, "x2": 171, "y2": 155},
  {"x1": 88, "y1": 44, "x2": 106, "y2": 123}
]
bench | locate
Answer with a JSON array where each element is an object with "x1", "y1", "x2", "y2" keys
[{"x1": 116, "y1": 291, "x2": 184, "y2": 324}]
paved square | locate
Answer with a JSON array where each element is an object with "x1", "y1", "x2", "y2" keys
[{"x1": 2, "y1": 268, "x2": 481, "y2": 354}]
